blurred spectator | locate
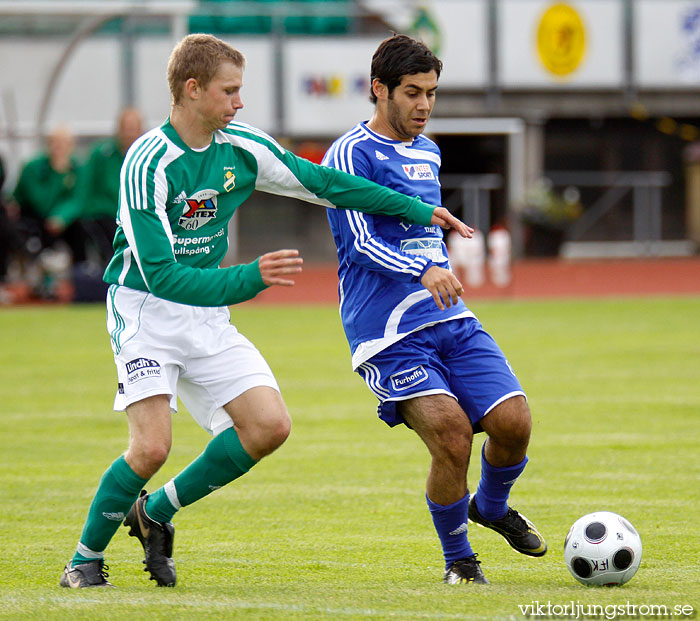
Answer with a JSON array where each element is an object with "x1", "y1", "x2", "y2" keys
[
  {"x1": 13, "y1": 126, "x2": 84, "y2": 259},
  {"x1": 69, "y1": 108, "x2": 144, "y2": 302},
  {"x1": 74, "y1": 108, "x2": 144, "y2": 266},
  {"x1": 10, "y1": 125, "x2": 83, "y2": 299}
]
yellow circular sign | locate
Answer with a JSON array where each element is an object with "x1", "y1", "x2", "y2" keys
[{"x1": 536, "y1": 3, "x2": 586, "y2": 77}]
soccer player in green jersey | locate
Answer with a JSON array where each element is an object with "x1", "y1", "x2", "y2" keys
[{"x1": 59, "y1": 33, "x2": 471, "y2": 588}]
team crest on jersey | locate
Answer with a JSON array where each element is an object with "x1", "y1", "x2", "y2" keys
[
  {"x1": 178, "y1": 189, "x2": 218, "y2": 231},
  {"x1": 402, "y1": 163, "x2": 435, "y2": 180},
  {"x1": 223, "y1": 169, "x2": 236, "y2": 192}
]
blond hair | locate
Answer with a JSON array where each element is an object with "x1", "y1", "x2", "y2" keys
[{"x1": 167, "y1": 34, "x2": 245, "y2": 105}]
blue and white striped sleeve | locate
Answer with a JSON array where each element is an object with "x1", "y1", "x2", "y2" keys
[
  {"x1": 335, "y1": 209, "x2": 434, "y2": 282},
  {"x1": 324, "y1": 130, "x2": 434, "y2": 282}
]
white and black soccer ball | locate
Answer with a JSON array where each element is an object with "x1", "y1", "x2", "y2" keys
[{"x1": 564, "y1": 511, "x2": 642, "y2": 586}]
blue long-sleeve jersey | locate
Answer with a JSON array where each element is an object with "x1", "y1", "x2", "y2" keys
[{"x1": 324, "y1": 122, "x2": 474, "y2": 369}]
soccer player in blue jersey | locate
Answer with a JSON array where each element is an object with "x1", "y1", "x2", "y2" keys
[{"x1": 323, "y1": 34, "x2": 547, "y2": 584}]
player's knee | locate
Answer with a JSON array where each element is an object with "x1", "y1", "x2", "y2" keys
[
  {"x1": 255, "y1": 410, "x2": 291, "y2": 456},
  {"x1": 485, "y1": 397, "x2": 531, "y2": 453},
  {"x1": 127, "y1": 439, "x2": 170, "y2": 477},
  {"x1": 511, "y1": 413, "x2": 532, "y2": 449},
  {"x1": 506, "y1": 400, "x2": 532, "y2": 449},
  {"x1": 269, "y1": 411, "x2": 292, "y2": 448},
  {"x1": 143, "y1": 442, "x2": 170, "y2": 472},
  {"x1": 432, "y1": 414, "x2": 472, "y2": 465}
]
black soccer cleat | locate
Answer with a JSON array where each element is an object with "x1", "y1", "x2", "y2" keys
[
  {"x1": 60, "y1": 559, "x2": 115, "y2": 588},
  {"x1": 123, "y1": 490, "x2": 176, "y2": 587},
  {"x1": 443, "y1": 555, "x2": 489, "y2": 584},
  {"x1": 468, "y1": 496, "x2": 547, "y2": 557}
]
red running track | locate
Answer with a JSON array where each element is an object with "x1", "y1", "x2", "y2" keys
[{"x1": 250, "y1": 257, "x2": 700, "y2": 305}]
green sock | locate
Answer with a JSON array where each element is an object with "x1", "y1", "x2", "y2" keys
[
  {"x1": 146, "y1": 427, "x2": 256, "y2": 523},
  {"x1": 71, "y1": 455, "x2": 147, "y2": 565}
]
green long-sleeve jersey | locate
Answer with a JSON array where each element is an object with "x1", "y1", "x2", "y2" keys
[
  {"x1": 72, "y1": 136, "x2": 126, "y2": 223},
  {"x1": 103, "y1": 119, "x2": 437, "y2": 307},
  {"x1": 12, "y1": 153, "x2": 79, "y2": 221}
]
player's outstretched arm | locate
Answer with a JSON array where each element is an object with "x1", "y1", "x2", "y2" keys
[
  {"x1": 258, "y1": 249, "x2": 304, "y2": 287},
  {"x1": 251, "y1": 141, "x2": 474, "y2": 230},
  {"x1": 431, "y1": 207, "x2": 474, "y2": 238},
  {"x1": 421, "y1": 265, "x2": 464, "y2": 310}
]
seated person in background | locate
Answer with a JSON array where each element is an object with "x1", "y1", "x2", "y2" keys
[
  {"x1": 74, "y1": 108, "x2": 144, "y2": 266},
  {"x1": 12, "y1": 125, "x2": 85, "y2": 265},
  {"x1": 11, "y1": 126, "x2": 85, "y2": 299}
]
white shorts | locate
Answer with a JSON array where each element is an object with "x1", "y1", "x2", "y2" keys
[{"x1": 106, "y1": 285, "x2": 279, "y2": 436}]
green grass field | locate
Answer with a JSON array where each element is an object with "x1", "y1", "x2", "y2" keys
[{"x1": 1, "y1": 297, "x2": 699, "y2": 620}]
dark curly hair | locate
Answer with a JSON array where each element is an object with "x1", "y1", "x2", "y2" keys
[{"x1": 370, "y1": 34, "x2": 442, "y2": 103}]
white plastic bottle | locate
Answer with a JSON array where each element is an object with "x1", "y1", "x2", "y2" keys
[
  {"x1": 487, "y1": 228, "x2": 512, "y2": 287},
  {"x1": 449, "y1": 228, "x2": 485, "y2": 288}
]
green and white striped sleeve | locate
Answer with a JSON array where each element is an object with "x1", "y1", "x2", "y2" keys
[
  {"x1": 115, "y1": 131, "x2": 267, "y2": 307},
  {"x1": 223, "y1": 124, "x2": 436, "y2": 225}
]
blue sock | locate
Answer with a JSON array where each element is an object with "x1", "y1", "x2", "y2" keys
[
  {"x1": 474, "y1": 445, "x2": 528, "y2": 520},
  {"x1": 426, "y1": 493, "x2": 474, "y2": 569}
]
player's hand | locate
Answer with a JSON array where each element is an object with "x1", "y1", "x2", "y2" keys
[
  {"x1": 259, "y1": 249, "x2": 303, "y2": 287},
  {"x1": 421, "y1": 265, "x2": 464, "y2": 310},
  {"x1": 431, "y1": 207, "x2": 474, "y2": 238}
]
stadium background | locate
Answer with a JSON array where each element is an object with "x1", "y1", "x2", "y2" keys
[
  {"x1": 0, "y1": 3, "x2": 699, "y2": 615},
  {"x1": 1, "y1": 0, "x2": 700, "y2": 278}
]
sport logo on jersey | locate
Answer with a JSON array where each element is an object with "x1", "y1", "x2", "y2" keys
[
  {"x1": 178, "y1": 189, "x2": 218, "y2": 231},
  {"x1": 390, "y1": 365, "x2": 428, "y2": 392},
  {"x1": 402, "y1": 163, "x2": 435, "y2": 181}
]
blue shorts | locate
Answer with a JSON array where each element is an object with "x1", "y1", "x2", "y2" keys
[{"x1": 356, "y1": 317, "x2": 525, "y2": 432}]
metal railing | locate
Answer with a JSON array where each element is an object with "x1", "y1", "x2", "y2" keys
[
  {"x1": 545, "y1": 171, "x2": 672, "y2": 254},
  {"x1": 440, "y1": 170, "x2": 676, "y2": 257},
  {"x1": 440, "y1": 173, "x2": 502, "y2": 234}
]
